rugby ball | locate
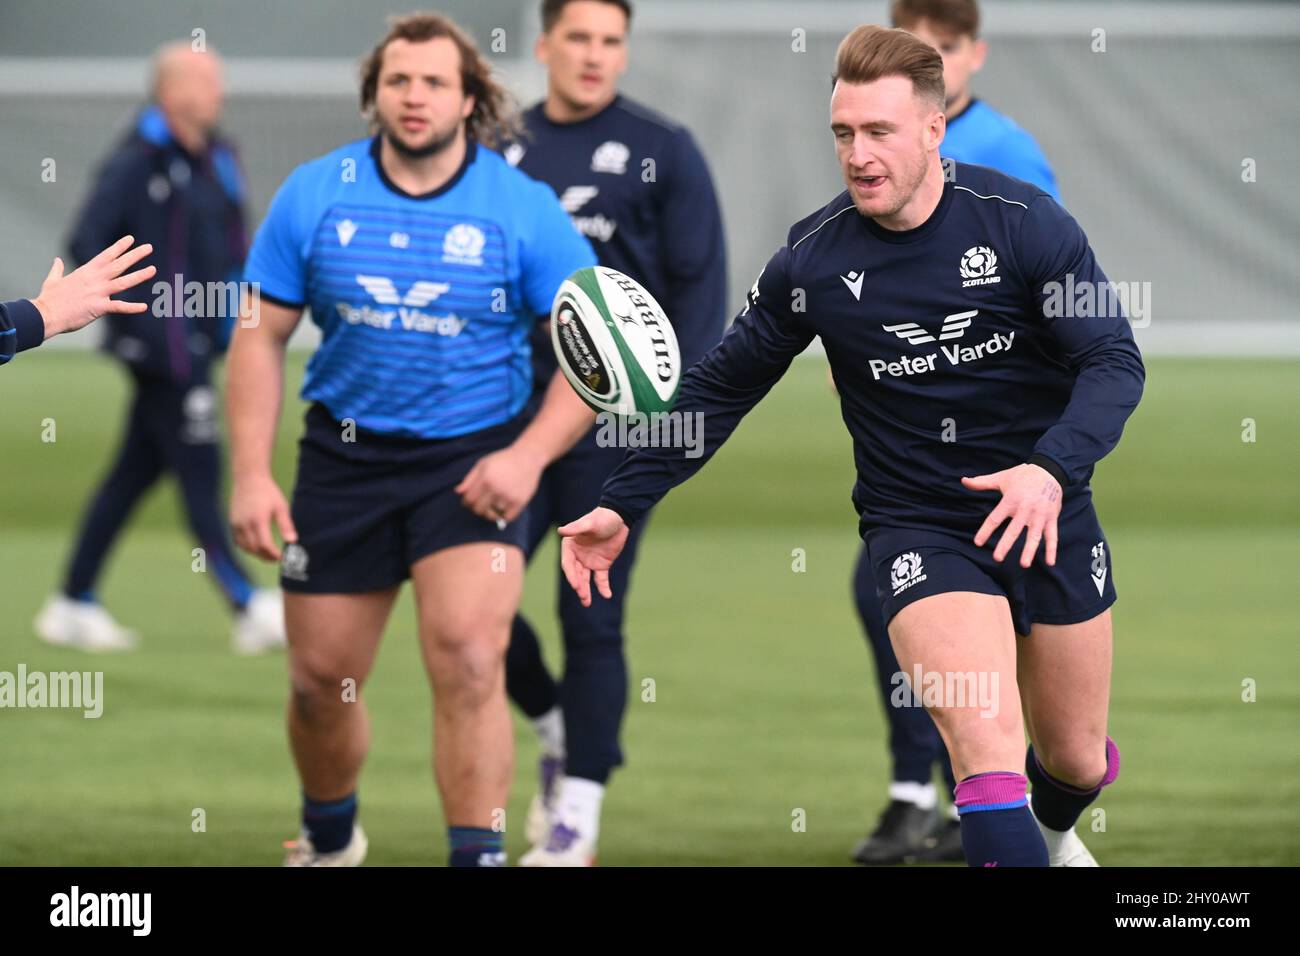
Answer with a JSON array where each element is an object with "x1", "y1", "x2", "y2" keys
[{"x1": 550, "y1": 266, "x2": 680, "y2": 416}]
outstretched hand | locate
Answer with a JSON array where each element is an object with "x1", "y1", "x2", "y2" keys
[
  {"x1": 32, "y1": 235, "x2": 155, "y2": 339},
  {"x1": 557, "y1": 507, "x2": 630, "y2": 607},
  {"x1": 962, "y1": 463, "x2": 1063, "y2": 567}
]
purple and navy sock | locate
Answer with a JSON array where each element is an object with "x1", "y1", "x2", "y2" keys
[
  {"x1": 302, "y1": 791, "x2": 357, "y2": 854},
  {"x1": 448, "y1": 826, "x2": 505, "y2": 867},
  {"x1": 954, "y1": 771, "x2": 1048, "y2": 867},
  {"x1": 1027, "y1": 736, "x2": 1120, "y2": 832}
]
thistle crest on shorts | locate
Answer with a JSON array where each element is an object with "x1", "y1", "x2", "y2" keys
[{"x1": 281, "y1": 543, "x2": 310, "y2": 582}]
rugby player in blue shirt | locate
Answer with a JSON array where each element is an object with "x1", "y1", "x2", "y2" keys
[
  {"x1": 559, "y1": 26, "x2": 1142, "y2": 868},
  {"x1": 226, "y1": 14, "x2": 597, "y2": 867},
  {"x1": 850, "y1": 0, "x2": 1064, "y2": 866}
]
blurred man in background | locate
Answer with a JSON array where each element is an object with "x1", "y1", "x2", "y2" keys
[
  {"x1": 848, "y1": 0, "x2": 1062, "y2": 866},
  {"x1": 503, "y1": 0, "x2": 727, "y2": 866},
  {"x1": 33, "y1": 42, "x2": 284, "y2": 654},
  {"x1": 1, "y1": 236, "x2": 155, "y2": 369}
]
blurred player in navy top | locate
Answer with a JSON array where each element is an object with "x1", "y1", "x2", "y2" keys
[
  {"x1": 1, "y1": 236, "x2": 155, "y2": 369},
  {"x1": 227, "y1": 14, "x2": 596, "y2": 867},
  {"x1": 560, "y1": 26, "x2": 1142, "y2": 867},
  {"x1": 32, "y1": 44, "x2": 283, "y2": 656},
  {"x1": 503, "y1": 0, "x2": 727, "y2": 866},
  {"x1": 848, "y1": 0, "x2": 1064, "y2": 867}
]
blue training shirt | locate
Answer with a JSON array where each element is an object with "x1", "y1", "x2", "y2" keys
[
  {"x1": 943, "y1": 99, "x2": 1060, "y2": 201},
  {"x1": 244, "y1": 136, "x2": 596, "y2": 439}
]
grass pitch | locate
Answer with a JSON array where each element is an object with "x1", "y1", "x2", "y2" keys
[{"x1": 0, "y1": 352, "x2": 1296, "y2": 865}]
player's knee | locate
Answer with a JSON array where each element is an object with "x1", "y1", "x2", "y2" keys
[
  {"x1": 426, "y1": 623, "x2": 506, "y2": 706},
  {"x1": 1035, "y1": 736, "x2": 1109, "y2": 790},
  {"x1": 287, "y1": 653, "x2": 357, "y2": 717}
]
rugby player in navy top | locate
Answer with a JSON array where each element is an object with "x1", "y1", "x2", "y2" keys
[
  {"x1": 504, "y1": 0, "x2": 727, "y2": 866},
  {"x1": 850, "y1": 0, "x2": 1065, "y2": 866},
  {"x1": 1, "y1": 236, "x2": 155, "y2": 369},
  {"x1": 559, "y1": 26, "x2": 1143, "y2": 867},
  {"x1": 227, "y1": 14, "x2": 596, "y2": 867}
]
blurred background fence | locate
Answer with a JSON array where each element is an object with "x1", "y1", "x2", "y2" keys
[{"x1": 1, "y1": 0, "x2": 1297, "y2": 355}]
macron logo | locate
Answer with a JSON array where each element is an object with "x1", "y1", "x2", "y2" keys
[
  {"x1": 336, "y1": 219, "x2": 357, "y2": 247},
  {"x1": 841, "y1": 270, "x2": 864, "y2": 301},
  {"x1": 356, "y1": 275, "x2": 450, "y2": 307}
]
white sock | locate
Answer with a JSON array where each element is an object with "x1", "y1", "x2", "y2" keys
[
  {"x1": 531, "y1": 706, "x2": 565, "y2": 759},
  {"x1": 556, "y1": 776, "x2": 604, "y2": 843},
  {"x1": 889, "y1": 781, "x2": 937, "y2": 810}
]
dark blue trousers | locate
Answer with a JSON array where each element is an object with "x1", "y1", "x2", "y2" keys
[
  {"x1": 63, "y1": 371, "x2": 254, "y2": 611},
  {"x1": 505, "y1": 430, "x2": 648, "y2": 785}
]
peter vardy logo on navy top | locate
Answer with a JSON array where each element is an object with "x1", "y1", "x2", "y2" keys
[
  {"x1": 560, "y1": 185, "x2": 617, "y2": 242},
  {"x1": 959, "y1": 245, "x2": 1000, "y2": 287},
  {"x1": 871, "y1": 310, "x2": 1016, "y2": 381},
  {"x1": 336, "y1": 275, "x2": 467, "y2": 337}
]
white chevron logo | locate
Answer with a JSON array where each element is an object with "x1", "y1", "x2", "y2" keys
[
  {"x1": 883, "y1": 309, "x2": 978, "y2": 345},
  {"x1": 841, "y1": 270, "x2": 864, "y2": 301},
  {"x1": 336, "y1": 219, "x2": 357, "y2": 247},
  {"x1": 356, "y1": 275, "x2": 451, "y2": 306},
  {"x1": 559, "y1": 185, "x2": 599, "y2": 213}
]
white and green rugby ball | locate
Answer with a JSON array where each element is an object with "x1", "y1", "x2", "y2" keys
[{"x1": 551, "y1": 266, "x2": 681, "y2": 416}]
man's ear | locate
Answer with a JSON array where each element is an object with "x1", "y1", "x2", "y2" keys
[
  {"x1": 928, "y1": 108, "x2": 947, "y2": 150},
  {"x1": 462, "y1": 93, "x2": 476, "y2": 121},
  {"x1": 535, "y1": 32, "x2": 549, "y2": 67},
  {"x1": 971, "y1": 37, "x2": 988, "y2": 74}
]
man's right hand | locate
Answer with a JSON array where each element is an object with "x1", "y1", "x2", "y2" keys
[
  {"x1": 557, "y1": 507, "x2": 630, "y2": 608},
  {"x1": 230, "y1": 473, "x2": 298, "y2": 561},
  {"x1": 31, "y1": 235, "x2": 156, "y2": 338}
]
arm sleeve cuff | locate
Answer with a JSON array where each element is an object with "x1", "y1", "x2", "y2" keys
[
  {"x1": 7, "y1": 299, "x2": 46, "y2": 352},
  {"x1": 1026, "y1": 453, "x2": 1068, "y2": 491},
  {"x1": 597, "y1": 497, "x2": 638, "y2": 530},
  {"x1": 257, "y1": 290, "x2": 305, "y2": 310}
]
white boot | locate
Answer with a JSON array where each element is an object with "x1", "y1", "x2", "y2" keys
[
  {"x1": 232, "y1": 589, "x2": 287, "y2": 655},
  {"x1": 283, "y1": 825, "x2": 368, "y2": 867},
  {"x1": 34, "y1": 594, "x2": 138, "y2": 652}
]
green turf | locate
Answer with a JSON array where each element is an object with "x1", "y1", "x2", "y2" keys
[{"x1": 0, "y1": 353, "x2": 1296, "y2": 865}]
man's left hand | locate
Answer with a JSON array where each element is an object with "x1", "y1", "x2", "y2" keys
[{"x1": 962, "y1": 463, "x2": 1063, "y2": 567}]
